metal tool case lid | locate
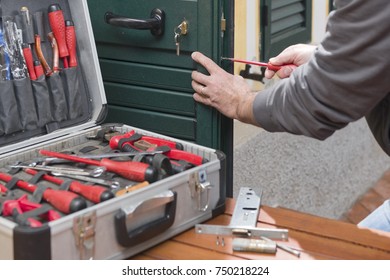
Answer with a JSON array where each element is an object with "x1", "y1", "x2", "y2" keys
[{"x1": 0, "y1": 0, "x2": 106, "y2": 155}]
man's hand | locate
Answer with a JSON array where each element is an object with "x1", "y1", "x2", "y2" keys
[
  {"x1": 191, "y1": 52, "x2": 257, "y2": 125},
  {"x1": 265, "y1": 44, "x2": 317, "y2": 79}
]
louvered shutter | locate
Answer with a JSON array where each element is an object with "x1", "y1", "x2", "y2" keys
[{"x1": 261, "y1": 0, "x2": 312, "y2": 60}]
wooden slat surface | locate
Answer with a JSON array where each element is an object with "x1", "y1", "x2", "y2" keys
[
  {"x1": 131, "y1": 199, "x2": 390, "y2": 260},
  {"x1": 342, "y1": 169, "x2": 390, "y2": 224}
]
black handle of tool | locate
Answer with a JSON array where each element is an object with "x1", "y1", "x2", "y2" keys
[
  {"x1": 104, "y1": 8, "x2": 165, "y2": 36},
  {"x1": 114, "y1": 192, "x2": 177, "y2": 247}
]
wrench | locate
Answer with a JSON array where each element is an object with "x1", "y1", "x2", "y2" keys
[
  {"x1": 51, "y1": 172, "x2": 121, "y2": 189},
  {"x1": 10, "y1": 164, "x2": 106, "y2": 178}
]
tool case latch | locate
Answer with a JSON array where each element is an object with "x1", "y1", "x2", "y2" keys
[
  {"x1": 189, "y1": 169, "x2": 213, "y2": 212},
  {"x1": 73, "y1": 211, "x2": 97, "y2": 260}
]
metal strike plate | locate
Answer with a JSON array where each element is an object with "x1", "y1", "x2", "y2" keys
[
  {"x1": 195, "y1": 187, "x2": 289, "y2": 240},
  {"x1": 230, "y1": 187, "x2": 261, "y2": 227}
]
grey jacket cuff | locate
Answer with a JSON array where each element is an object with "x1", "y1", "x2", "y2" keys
[{"x1": 252, "y1": 91, "x2": 278, "y2": 132}]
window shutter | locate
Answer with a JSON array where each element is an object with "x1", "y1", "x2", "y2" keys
[{"x1": 261, "y1": 0, "x2": 312, "y2": 60}]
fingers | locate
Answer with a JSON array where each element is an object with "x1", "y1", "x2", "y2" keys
[
  {"x1": 191, "y1": 51, "x2": 221, "y2": 74},
  {"x1": 265, "y1": 65, "x2": 296, "y2": 79},
  {"x1": 191, "y1": 80, "x2": 207, "y2": 97}
]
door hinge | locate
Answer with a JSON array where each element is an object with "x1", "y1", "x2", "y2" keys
[{"x1": 221, "y1": 12, "x2": 226, "y2": 33}]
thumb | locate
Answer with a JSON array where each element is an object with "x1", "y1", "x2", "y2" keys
[{"x1": 277, "y1": 65, "x2": 296, "y2": 79}]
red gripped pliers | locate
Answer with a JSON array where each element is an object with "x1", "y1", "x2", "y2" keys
[{"x1": 109, "y1": 131, "x2": 208, "y2": 167}]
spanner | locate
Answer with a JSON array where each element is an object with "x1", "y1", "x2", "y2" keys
[
  {"x1": 51, "y1": 172, "x2": 120, "y2": 189},
  {"x1": 10, "y1": 164, "x2": 106, "y2": 178}
]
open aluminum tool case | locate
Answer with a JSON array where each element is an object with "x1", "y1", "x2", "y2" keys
[{"x1": 0, "y1": 0, "x2": 225, "y2": 259}]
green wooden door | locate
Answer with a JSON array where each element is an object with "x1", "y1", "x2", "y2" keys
[{"x1": 86, "y1": 0, "x2": 234, "y2": 195}]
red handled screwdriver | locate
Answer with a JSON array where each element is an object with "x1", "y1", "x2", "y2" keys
[
  {"x1": 48, "y1": 4, "x2": 69, "y2": 67},
  {"x1": 25, "y1": 169, "x2": 114, "y2": 204},
  {"x1": 221, "y1": 57, "x2": 294, "y2": 72},
  {"x1": 65, "y1": 20, "x2": 77, "y2": 68},
  {"x1": 39, "y1": 150, "x2": 158, "y2": 183},
  {"x1": 22, "y1": 43, "x2": 37, "y2": 80},
  {"x1": 0, "y1": 173, "x2": 87, "y2": 214}
]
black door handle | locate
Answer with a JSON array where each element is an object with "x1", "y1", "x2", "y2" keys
[{"x1": 104, "y1": 8, "x2": 165, "y2": 36}]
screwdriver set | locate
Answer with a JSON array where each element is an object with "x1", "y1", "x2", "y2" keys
[
  {"x1": 0, "y1": 0, "x2": 225, "y2": 260},
  {"x1": 0, "y1": 1, "x2": 90, "y2": 148}
]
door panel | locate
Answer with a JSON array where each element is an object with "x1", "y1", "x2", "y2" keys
[
  {"x1": 104, "y1": 83, "x2": 195, "y2": 117},
  {"x1": 99, "y1": 59, "x2": 193, "y2": 92},
  {"x1": 87, "y1": 0, "x2": 223, "y2": 146},
  {"x1": 88, "y1": 0, "x2": 198, "y2": 64},
  {"x1": 87, "y1": 0, "x2": 235, "y2": 196},
  {"x1": 106, "y1": 105, "x2": 196, "y2": 140}
]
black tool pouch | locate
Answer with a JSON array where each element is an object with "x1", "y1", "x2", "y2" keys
[
  {"x1": 62, "y1": 67, "x2": 83, "y2": 119},
  {"x1": 14, "y1": 77, "x2": 39, "y2": 131},
  {"x1": 31, "y1": 76, "x2": 54, "y2": 128},
  {"x1": 47, "y1": 72, "x2": 68, "y2": 122},
  {"x1": 0, "y1": 80, "x2": 23, "y2": 134}
]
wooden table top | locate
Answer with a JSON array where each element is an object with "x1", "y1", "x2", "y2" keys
[{"x1": 132, "y1": 199, "x2": 390, "y2": 260}]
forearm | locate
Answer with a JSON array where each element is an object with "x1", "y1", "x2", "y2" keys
[{"x1": 253, "y1": 0, "x2": 390, "y2": 139}]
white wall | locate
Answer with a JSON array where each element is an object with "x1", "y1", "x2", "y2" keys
[{"x1": 312, "y1": 0, "x2": 329, "y2": 44}]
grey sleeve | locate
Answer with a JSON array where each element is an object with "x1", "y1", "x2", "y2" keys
[{"x1": 253, "y1": 0, "x2": 390, "y2": 141}]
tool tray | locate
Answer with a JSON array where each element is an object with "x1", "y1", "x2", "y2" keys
[{"x1": 0, "y1": 0, "x2": 226, "y2": 259}]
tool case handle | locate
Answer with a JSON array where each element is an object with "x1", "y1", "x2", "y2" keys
[{"x1": 114, "y1": 191, "x2": 177, "y2": 247}]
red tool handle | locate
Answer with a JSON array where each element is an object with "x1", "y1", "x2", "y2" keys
[
  {"x1": 2, "y1": 199, "x2": 43, "y2": 227},
  {"x1": 0, "y1": 173, "x2": 86, "y2": 214},
  {"x1": 48, "y1": 4, "x2": 69, "y2": 58},
  {"x1": 22, "y1": 44, "x2": 37, "y2": 80},
  {"x1": 65, "y1": 20, "x2": 77, "y2": 68},
  {"x1": 140, "y1": 135, "x2": 184, "y2": 150},
  {"x1": 33, "y1": 60, "x2": 45, "y2": 79},
  {"x1": 17, "y1": 195, "x2": 62, "y2": 221},
  {"x1": 163, "y1": 148, "x2": 206, "y2": 166},
  {"x1": 109, "y1": 131, "x2": 135, "y2": 150},
  {"x1": 0, "y1": 183, "x2": 7, "y2": 193},
  {"x1": 39, "y1": 150, "x2": 158, "y2": 183},
  {"x1": 109, "y1": 131, "x2": 184, "y2": 150},
  {"x1": 25, "y1": 169, "x2": 114, "y2": 203}
]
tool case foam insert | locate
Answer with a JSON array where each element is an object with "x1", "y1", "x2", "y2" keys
[{"x1": 0, "y1": 0, "x2": 226, "y2": 259}]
